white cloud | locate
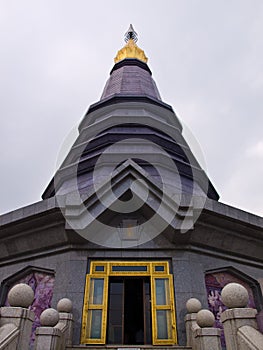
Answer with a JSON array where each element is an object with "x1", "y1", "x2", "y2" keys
[{"x1": 246, "y1": 141, "x2": 263, "y2": 158}]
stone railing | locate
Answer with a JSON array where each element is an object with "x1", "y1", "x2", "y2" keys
[
  {"x1": 185, "y1": 282, "x2": 263, "y2": 350},
  {"x1": 220, "y1": 282, "x2": 263, "y2": 350},
  {"x1": 184, "y1": 298, "x2": 222, "y2": 350},
  {"x1": 0, "y1": 283, "x2": 73, "y2": 350},
  {"x1": 34, "y1": 298, "x2": 73, "y2": 350},
  {"x1": 0, "y1": 283, "x2": 35, "y2": 350}
]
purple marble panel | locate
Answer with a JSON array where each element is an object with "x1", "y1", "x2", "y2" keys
[
  {"x1": 5, "y1": 272, "x2": 55, "y2": 348},
  {"x1": 205, "y1": 272, "x2": 255, "y2": 348}
]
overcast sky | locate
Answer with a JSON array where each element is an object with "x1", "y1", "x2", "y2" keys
[{"x1": 0, "y1": 0, "x2": 262, "y2": 217}]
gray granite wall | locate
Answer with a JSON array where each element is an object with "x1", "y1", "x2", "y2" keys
[{"x1": 0, "y1": 248, "x2": 262, "y2": 345}]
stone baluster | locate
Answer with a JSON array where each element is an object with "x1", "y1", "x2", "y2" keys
[
  {"x1": 34, "y1": 308, "x2": 61, "y2": 350},
  {"x1": 220, "y1": 282, "x2": 259, "y2": 350},
  {"x1": 55, "y1": 298, "x2": 74, "y2": 347},
  {"x1": 194, "y1": 309, "x2": 222, "y2": 350},
  {"x1": 184, "y1": 298, "x2": 202, "y2": 347},
  {"x1": 0, "y1": 283, "x2": 35, "y2": 349}
]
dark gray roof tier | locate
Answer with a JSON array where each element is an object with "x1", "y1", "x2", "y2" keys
[
  {"x1": 100, "y1": 59, "x2": 162, "y2": 101},
  {"x1": 42, "y1": 123, "x2": 219, "y2": 201}
]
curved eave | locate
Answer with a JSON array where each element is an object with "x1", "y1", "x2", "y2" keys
[{"x1": 86, "y1": 95, "x2": 174, "y2": 115}]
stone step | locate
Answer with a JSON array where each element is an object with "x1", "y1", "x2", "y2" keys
[{"x1": 67, "y1": 346, "x2": 191, "y2": 350}]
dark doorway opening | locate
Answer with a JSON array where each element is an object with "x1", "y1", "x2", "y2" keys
[
  {"x1": 124, "y1": 278, "x2": 144, "y2": 344},
  {"x1": 107, "y1": 277, "x2": 151, "y2": 345}
]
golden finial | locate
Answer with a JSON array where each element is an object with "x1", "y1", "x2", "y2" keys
[{"x1": 114, "y1": 24, "x2": 148, "y2": 64}]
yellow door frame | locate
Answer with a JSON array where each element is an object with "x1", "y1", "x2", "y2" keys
[{"x1": 81, "y1": 261, "x2": 177, "y2": 345}]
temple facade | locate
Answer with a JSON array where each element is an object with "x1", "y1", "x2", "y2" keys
[{"x1": 0, "y1": 25, "x2": 262, "y2": 349}]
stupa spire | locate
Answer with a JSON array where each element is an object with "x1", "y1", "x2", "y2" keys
[
  {"x1": 114, "y1": 24, "x2": 148, "y2": 63},
  {"x1": 124, "y1": 24, "x2": 138, "y2": 42}
]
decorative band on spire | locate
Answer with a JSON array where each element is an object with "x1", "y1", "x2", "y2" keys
[{"x1": 114, "y1": 24, "x2": 148, "y2": 64}]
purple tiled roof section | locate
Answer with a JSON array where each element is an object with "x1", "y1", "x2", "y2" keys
[{"x1": 101, "y1": 65, "x2": 162, "y2": 101}]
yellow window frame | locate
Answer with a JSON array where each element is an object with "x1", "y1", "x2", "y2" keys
[
  {"x1": 151, "y1": 274, "x2": 177, "y2": 345},
  {"x1": 81, "y1": 275, "x2": 108, "y2": 344}
]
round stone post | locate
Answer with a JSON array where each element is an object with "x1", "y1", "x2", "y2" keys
[
  {"x1": 184, "y1": 298, "x2": 202, "y2": 347},
  {"x1": 220, "y1": 283, "x2": 258, "y2": 350},
  {"x1": 194, "y1": 309, "x2": 222, "y2": 350},
  {"x1": 34, "y1": 308, "x2": 61, "y2": 350},
  {"x1": 0, "y1": 283, "x2": 35, "y2": 350},
  {"x1": 56, "y1": 298, "x2": 74, "y2": 347}
]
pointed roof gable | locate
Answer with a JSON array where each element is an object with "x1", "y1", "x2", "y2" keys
[{"x1": 63, "y1": 159, "x2": 195, "y2": 247}]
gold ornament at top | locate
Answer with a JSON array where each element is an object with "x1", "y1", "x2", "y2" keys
[{"x1": 114, "y1": 24, "x2": 148, "y2": 64}]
